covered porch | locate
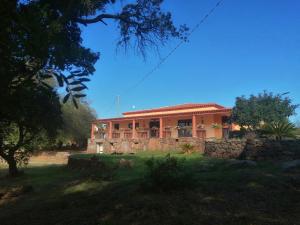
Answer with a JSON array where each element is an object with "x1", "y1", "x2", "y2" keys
[{"x1": 90, "y1": 111, "x2": 231, "y2": 143}]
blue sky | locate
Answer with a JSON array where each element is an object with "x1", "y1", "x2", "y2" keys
[{"x1": 81, "y1": 0, "x2": 300, "y2": 122}]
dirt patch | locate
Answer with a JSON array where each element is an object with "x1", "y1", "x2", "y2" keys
[{"x1": 29, "y1": 151, "x2": 85, "y2": 165}]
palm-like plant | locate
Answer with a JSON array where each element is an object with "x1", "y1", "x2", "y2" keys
[
  {"x1": 181, "y1": 143, "x2": 195, "y2": 154},
  {"x1": 262, "y1": 121, "x2": 296, "y2": 140}
]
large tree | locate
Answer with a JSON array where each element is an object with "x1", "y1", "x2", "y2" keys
[
  {"x1": 231, "y1": 91, "x2": 298, "y2": 131},
  {"x1": 0, "y1": 0, "x2": 187, "y2": 176},
  {"x1": 0, "y1": 84, "x2": 62, "y2": 176}
]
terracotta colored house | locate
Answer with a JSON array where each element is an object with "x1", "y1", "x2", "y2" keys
[{"x1": 88, "y1": 103, "x2": 234, "y2": 153}]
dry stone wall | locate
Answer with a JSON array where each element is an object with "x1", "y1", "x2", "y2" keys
[
  {"x1": 205, "y1": 139, "x2": 247, "y2": 159},
  {"x1": 205, "y1": 139, "x2": 300, "y2": 161},
  {"x1": 240, "y1": 139, "x2": 300, "y2": 161}
]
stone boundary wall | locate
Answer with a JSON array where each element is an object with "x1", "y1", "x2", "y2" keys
[
  {"x1": 205, "y1": 139, "x2": 300, "y2": 161},
  {"x1": 205, "y1": 139, "x2": 247, "y2": 159},
  {"x1": 88, "y1": 138, "x2": 205, "y2": 154}
]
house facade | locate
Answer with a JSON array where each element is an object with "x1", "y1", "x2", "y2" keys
[{"x1": 88, "y1": 103, "x2": 235, "y2": 153}]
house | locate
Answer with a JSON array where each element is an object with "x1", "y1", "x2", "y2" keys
[{"x1": 88, "y1": 103, "x2": 235, "y2": 153}]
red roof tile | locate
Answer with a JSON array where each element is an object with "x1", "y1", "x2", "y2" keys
[{"x1": 95, "y1": 107, "x2": 231, "y2": 123}]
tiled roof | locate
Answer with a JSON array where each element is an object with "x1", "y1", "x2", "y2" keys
[
  {"x1": 95, "y1": 107, "x2": 231, "y2": 123},
  {"x1": 123, "y1": 103, "x2": 225, "y2": 115}
]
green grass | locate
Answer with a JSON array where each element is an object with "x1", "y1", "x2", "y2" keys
[{"x1": 0, "y1": 151, "x2": 299, "y2": 225}]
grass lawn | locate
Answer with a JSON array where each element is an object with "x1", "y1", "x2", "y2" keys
[{"x1": 0, "y1": 151, "x2": 299, "y2": 225}]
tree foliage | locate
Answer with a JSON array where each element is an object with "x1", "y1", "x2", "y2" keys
[
  {"x1": 0, "y1": 85, "x2": 62, "y2": 176},
  {"x1": 231, "y1": 91, "x2": 298, "y2": 131},
  {"x1": 56, "y1": 100, "x2": 97, "y2": 148},
  {"x1": 1, "y1": 0, "x2": 187, "y2": 104}
]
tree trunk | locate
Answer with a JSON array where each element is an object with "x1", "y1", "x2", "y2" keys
[{"x1": 7, "y1": 157, "x2": 19, "y2": 177}]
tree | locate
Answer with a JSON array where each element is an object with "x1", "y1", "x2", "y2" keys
[
  {"x1": 0, "y1": 0, "x2": 187, "y2": 176},
  {"x1": 231, "y1": 91, "x2": 298, "y2": 131},
  {"x1": 0, "y1": 85, "x2": 62, "y2": 176},
  {"x1": 57, "y1": 101, "x2": 97, "y2": 148}
]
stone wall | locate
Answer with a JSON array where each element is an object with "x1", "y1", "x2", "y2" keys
[
  {"x1": 205, "y1": 139, "x2": 247, "y2": 159},
  {"x1": 240, "y1": 139, "x2": 300, "y2": 161},
  {"x1": 88, "y1": 138, "x2": 205, "y2": 154},
  {"x1": 205, "y1": 139, "x2": 300, "y2": 161}
]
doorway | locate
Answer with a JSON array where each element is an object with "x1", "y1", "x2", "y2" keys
[
  {"x1": 178, "y1": 119, "x2": 192, "y2": 137},
  {"x1": 96, "y1": 143, "x2": 104, "y2": 154},
  {"x1": 149, "y1": 120, "x2": 160, "y2": 138}
]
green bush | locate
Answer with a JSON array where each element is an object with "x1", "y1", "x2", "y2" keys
[
  {"x1": 262, "y1": 121, "x2": 296, "y2": 140},
  {"x1": 141, "y1": 154, "x2": 194, "y2": 192}
]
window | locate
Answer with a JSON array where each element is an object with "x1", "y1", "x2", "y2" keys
[
  {"x1": 178, "y1": 119, "x2": 192, "y2": 137},
  {"x1": 178, "y1": 119, "x2": 192, "y2": 127},
  {"x1": 114, "y1": 124, "x2": 119, "y2": 130},
  {"x1": 128, "y1": 122, "x2": 139, "y2": 129}
]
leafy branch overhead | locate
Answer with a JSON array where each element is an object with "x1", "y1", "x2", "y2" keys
[
  {"x1": 1, "y1": 0, "x2": 188, "y2": 107},
  {"x1": 74, "y1": 1, "x2": 189, "y2": 55}
]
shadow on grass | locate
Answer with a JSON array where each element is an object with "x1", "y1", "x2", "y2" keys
[{"x1": 0, "y1": 153, "x2": 299, "y2": 225}]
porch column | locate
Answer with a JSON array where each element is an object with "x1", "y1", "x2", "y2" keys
[
  {"x1": 132, "y1": 119, "x2": 136, "y2": 139},
  {"x1": 159, "y1": 117, "x2": 163, "y2": 139},
  {"x1": 108, "y1": 121, "x2": 113, "y2": 139},
  {"x1": 91, "y1": 123, "x2": 95, "y2": 143},
  {"x1": 192, "y1": 114, "x2": 197, "y2": 138}
]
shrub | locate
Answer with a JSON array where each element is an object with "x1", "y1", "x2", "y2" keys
[
  {"x1": 141, "y1": 154, "x2": 194, "y2": 192},
  {"x1": 181, "y1": 143, "x2": 195, "y2": 154},
  {"x1": 262, "y1": 121, "x2": 296, "y2": 140}
]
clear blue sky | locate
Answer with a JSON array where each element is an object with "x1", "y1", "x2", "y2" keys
[{"x1": 81, "y1": 0, "x2": 300, "y2": 122}]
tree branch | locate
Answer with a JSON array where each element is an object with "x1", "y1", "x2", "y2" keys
[
  {"x1": 75, "y1": 14, "x2": 122, "y2": 25},
  {"x1": 74, "y1": 13, "x2": 136, "y2": 26},
  {"x1": 8, "y1": 124, "x2": 25, "y2": 156}
]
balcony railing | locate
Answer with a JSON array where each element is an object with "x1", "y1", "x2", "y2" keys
[
  {"x1": 137, "y1": 131, "x2": 148, "y2": 138},
  {"x1": 112, "y1": 132, "x2": 121, "y2": 139},
  {"x1": 95, "y1": 128, "x2": 207, "y2": 140},
  {"x1": 124, "y1": 132, "x2": 133, "y2": 139}
]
